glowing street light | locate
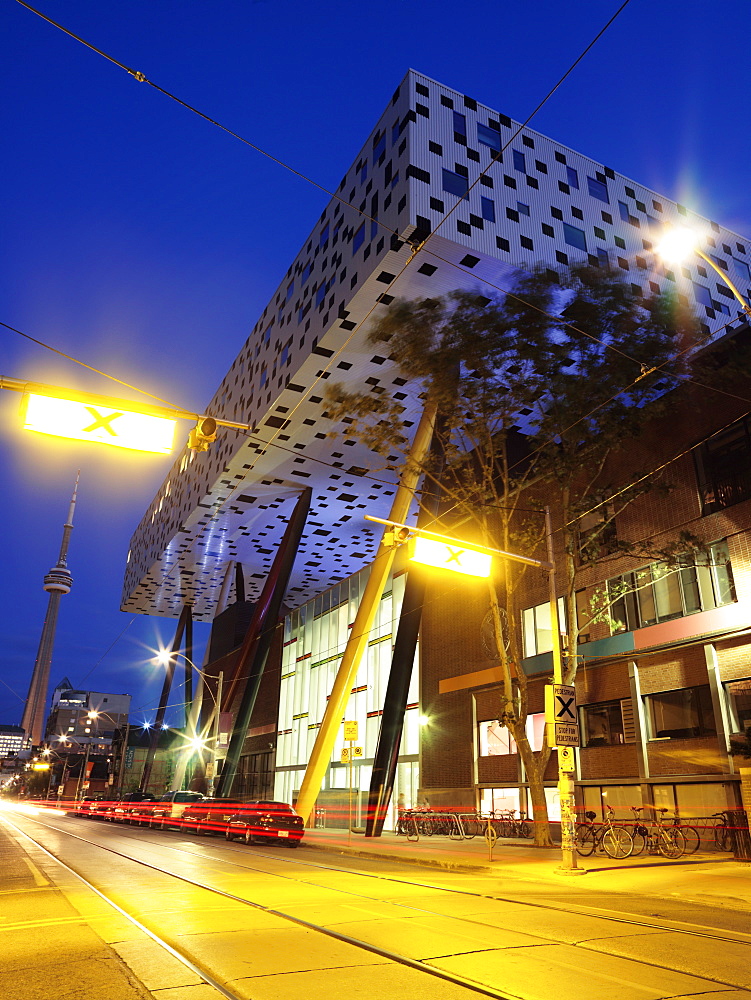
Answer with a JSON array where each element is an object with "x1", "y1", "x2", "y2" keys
[
  {"x1": 409, "y1": 534, "x2": 492, "y2": 578},
  {"x1": 656, "y1": 226, "x2": 751, "y2": 319},
  {"x1": 22, "y1": 393, "x2": 176, "y2": 454}
]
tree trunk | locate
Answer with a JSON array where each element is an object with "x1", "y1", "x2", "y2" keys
[{"x1": 514, "y1": 729, "x2": 554, "y2": 847}]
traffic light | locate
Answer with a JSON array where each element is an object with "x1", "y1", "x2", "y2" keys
[{"x1": 188, "y1": 416, "x2": 218, "y2": 452}]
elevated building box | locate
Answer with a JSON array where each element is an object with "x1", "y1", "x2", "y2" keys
[{"x1": 123, "y1": 71, "x2": 751, "y2": 826}]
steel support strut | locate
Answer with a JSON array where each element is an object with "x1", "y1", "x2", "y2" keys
[
  {"x1": 295, "y1": 398, "x2": 438, "y2": 827},
  {"x1": 365, "y1": 417, "x2": 445, "y2": 837},
  {"x1": 215, "y1": 487, "x2": 311, "y2": 798}
]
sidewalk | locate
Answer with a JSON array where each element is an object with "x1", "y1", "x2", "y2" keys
[{"x1": 301, "y1": 825, "x2": 751, "y2": 911}]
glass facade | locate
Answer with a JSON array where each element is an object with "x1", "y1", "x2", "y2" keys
[{"x1": 275, "y1": 564, "x2": 420, "y2": 828}]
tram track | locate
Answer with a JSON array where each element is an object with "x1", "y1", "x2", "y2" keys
[{"x1": 6, "y1": 808, "x2": 751, "y2": 999}]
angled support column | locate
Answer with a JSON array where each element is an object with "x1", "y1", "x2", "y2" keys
[
  {"x1": 365, "y1": 419, "x2": 444, "y2": 837},
  {"x1": 295, "y1": 398, "x2": 438, "y2": 826},
  {"x1": 215, "y1": 487, "x2": 312, "y2": 798},
  {"x1": 140, "y1": 603, "x2": 191, "y2": 792}
]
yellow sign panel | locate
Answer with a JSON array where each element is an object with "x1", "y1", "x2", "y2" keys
[
  {"x1": 32, "y1": 762, "x2": 50, "y2": 771},
  {"x1": 23, "y1": 393, "x2": 176, "y2": 454},
  {"x1": 343, "y1": 721, "x2": 358, "y2": 741},
  {"x1": 409, "y1": 535, "x2": 492, "y2": 578}
]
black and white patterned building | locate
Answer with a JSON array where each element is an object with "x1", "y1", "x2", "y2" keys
[{"x1": 122, "y1": 70, "x2": 751, "y2": 621}]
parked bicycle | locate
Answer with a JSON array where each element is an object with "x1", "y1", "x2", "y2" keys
[
  {"x1": 629, "y1": 806, "x2": 685, "y2": 858},
  {"x1": 575, "y1": 805, "x2": 633, "y2": 859},
  {"x1": 712, "y1": 811, "x2": 733, "y2": 852}
]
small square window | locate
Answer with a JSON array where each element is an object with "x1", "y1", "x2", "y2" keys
[
  {"x1": 571, "y1": 206, "x2": 583, "y2": 220},
  {"x1": 558, "y1": 181, "x2": 571, "y2": 195},
  {"x1": 477, "y1": 123, "x2": 501, "y2": 152},
  {"x1": 541, "y1": 223, "x2": 554, "y2": 237},
  {"x1": 587, "y1": 176, "x2": 609, "y2": 203},
  {"x1": 457, "y1": 220, "x2": 471, "y2": 235},
  {"x1": 506, "y1": 208, "x2": 519, "y2": 222},
  {"x1": 429, "y1": 197, "x2": 445, "y2": 212},
  {"x1": 442, "y1": 169, "x2": 468, "y2": 198},
  {"x1": 453, "y1": 111, "x2": 467, "y2": 136},
  {"x1": 460, "y1": 254, "x2": 480, "y2": 268},
  {"x1": 428, "y1": 140, "x2": 443, "y2": 155},
  {"x1": 517, "y1": 202, "x2": 530, "y2": 216},
  {"x1": 535, "y1": 159, "x2": 548, "y2": 174},
  {"x1": 481, "y1": 197, "x2": 495, "y2": 222},
  {"x1": 520, "y1": 235, "x2": 534, "y2": 250},
  {"x1": 496, "y1": 236, "x2": 510, "y2": 251},
  {"x1": 566, "y1": 166, "x2": 579, "y2": 189},
  {"x1": 563, "y1": 223, "x2": 587, "y2": 251}
]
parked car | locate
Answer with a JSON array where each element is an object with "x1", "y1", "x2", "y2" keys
[
  {"x1": 150, "y1": 790, "x2": 206, "y2": 830},
  {"x1": 181, "y1": 799, "x2": 244, "y2": 837},
  {"x1": 110, "y1": 791, "x2": 156, "y2": 823},
  {"x1": 225, "y1": 801, "x2": 304, "y2": 847}
]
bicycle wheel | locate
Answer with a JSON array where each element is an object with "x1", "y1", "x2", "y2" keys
[
  {"x1": 518, "y1": 820, "x2": 531, "y2": 839},
  {"x1": 405, "y1": 818, "x2": 420, "y2": 843},
  {"x1": 658, "y1": 827, "x2": 685, "y2": 859},
  {"x1": 630, "y1": 826, "x2": 647, "y2": 856},
  {"x1": 714, "y1": 822, "x2": 732, "y2": 852},
  {"x1": 678, "y1": 825, "x2": 700, "y2": 855},
  {"x1": 602, "y1": 827, "x2": 633, "y2": 859},
  {"x1": 575, "y1": 823, "x2": 596, "y2": 856}
]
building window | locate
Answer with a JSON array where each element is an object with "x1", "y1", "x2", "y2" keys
[
  {"x1": 725, "y1": 679, "x2": 751, "y2": 735},
  {"x1": 566, "y1": 166, "x2": 579, "y2": 189},
  {"x1": 353, "y1": 223, "x2": 365, "y2": 252},
  {"x1": 581, "y1": 701, "x2": 628, "y2": 747},
  {"x1": 522, "y1": 598, "x2": 566, "y2": 657},
  {"x1": 607, "y1": 541, "x2": 735, "y2": 633},
  {"x1": 452, "y1": 111, "x2": 466, "y2": 137},
  {"x1": 477, "y1": 123, "x2": 501, "y2": 152},
  {"x1": 695, "y1": 416, "x2": 751, "y2": 514},
  {"x1": 645, "y1": 685, "x2": 716, "y2": 739},
  {"x1": 442, "y1": 168, "x2": 469, "y2": 198},
  {"x1": 512, "y1": 149, "x2": 526, "y2": 173},
  {"x1": 477, "y1": 712, "x2": 545, "y2": 755},
  {"x1": 478, "y1": 719, "x2": 516, "y2": 755},
  {"x1": 618, "y1": 201, "x2": 630, "y2": 222},
  {"x1": 517, "y1": 201, "x2": 530, "y2": 216},
  {"x1": 587, "y1": 176, "x2": 609, "y2": 203},
  {"x1": 563, "y1": 222, "x2": 587, "y2": 251},
  {"x1": 481, "y1": 196, "x2": 495, "y2": 222}
]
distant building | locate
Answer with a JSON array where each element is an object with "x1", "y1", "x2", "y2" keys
[
  {"x1": 45, "y1": 677, "x2": 130, "y2": 751},
  {"x1": 0, "y1": 725, "x2": 25, "y2": 757}
]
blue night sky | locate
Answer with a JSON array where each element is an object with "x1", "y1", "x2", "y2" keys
[{"x1": 1, "y1": 0, "x2": 750, "y2": 731}]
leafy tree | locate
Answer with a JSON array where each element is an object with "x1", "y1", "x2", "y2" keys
[{"x1": 326, "y1": 263, "x2": 702, "y2": 846}]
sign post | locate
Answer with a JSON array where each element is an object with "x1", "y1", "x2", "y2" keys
[{"x1": 343, "y1": 721, "x2": 359, "y2": 843}]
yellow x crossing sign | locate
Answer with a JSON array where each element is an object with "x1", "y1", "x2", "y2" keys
[
  {"x1": 22, "y1": 393, "x2": 176, "y2": 454},
  {"x1": 409, "y1": 535, "x2": 492, "y2": 578}
]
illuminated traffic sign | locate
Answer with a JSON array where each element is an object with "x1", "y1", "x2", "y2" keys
[
  {"x1": 409, "y1": 535, "x2": 492, "y2": 578},
  {"x1": 22, "y1": 393, "x2": 176, "y2": 454}
]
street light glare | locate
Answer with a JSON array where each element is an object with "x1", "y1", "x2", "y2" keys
[
  {"x1": 22, "y1": 393, "x2": 176, "y2": 454},
  {"x1": 409, "y1": 535, "x2": 492, "y2": 578},
  {"x1": 655, "y1": 226, "x2": 702, "y2": 263}
]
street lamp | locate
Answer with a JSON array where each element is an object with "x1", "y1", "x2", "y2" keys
[
  {"x1": 365, "y1": 507, "x2": 580, "y2": 873},
  {"x1": 150, "y1": 650, "x2": 224, "y2": 795},
  {"x1": 656, "y1": 226, "x2": 751, "y2": 319}
]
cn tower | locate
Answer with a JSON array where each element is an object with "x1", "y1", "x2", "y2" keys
[{"x1": 20, "y1": 474, "x2": 79, "y2": 746}]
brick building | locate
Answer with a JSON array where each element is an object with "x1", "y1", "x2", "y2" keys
[{"x1": 420, "y1": 354, "x2": 751, "y2": 821}]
